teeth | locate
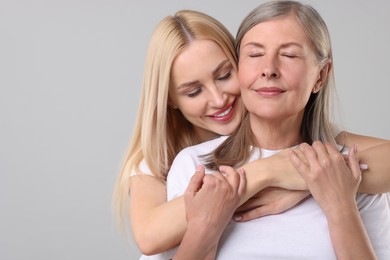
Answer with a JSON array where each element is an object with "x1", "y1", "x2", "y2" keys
[{"x1": 215, "y1": 106, "x2": 232, "y2": 118}]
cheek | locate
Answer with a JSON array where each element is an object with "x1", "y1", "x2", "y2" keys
[
  {"x1": 227, "y1": 77, "x2": 241, "y2": 95},
  {"x1": 177, "y1": 99, "x2": 204, "y2": 118},
  {"x1": 238, "y1": 62, "x2": 254, "y2": 89}
]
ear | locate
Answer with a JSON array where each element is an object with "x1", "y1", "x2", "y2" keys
[
  {"x1": 168, "y1": 99, "x2": 178, "y2": 109},
  {"x1": 313, "y1": 60, "x2": 332, "y2": 93}
]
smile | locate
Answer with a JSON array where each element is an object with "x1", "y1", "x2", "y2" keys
[
  {"x1": 255, "y1": 87, "x2": 285, "y2": 97},
  {"x1": 215, "y1": 106, "x2": 232, "y2": 118},
  {"x1": 208, "y1": 101, "x2": 236, "y2": 122}
]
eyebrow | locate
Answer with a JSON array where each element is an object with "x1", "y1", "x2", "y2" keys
[
  {"x1": 212, "y1": 59, "x2": 230, "y2": 76},
  {"x1": 242, "y1": 41, "x2": 303, "y2": 49},
  {"x1": 176, "y1": 59, "x2": 230, "y2": 90}
]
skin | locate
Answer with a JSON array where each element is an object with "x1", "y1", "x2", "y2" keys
[
  {"x1": 169, "y1": 39, "x2": 244, "y2": 139},
  {"x1": 174, "y1": 166, "x2": 246, "y2": 260},
  {"x1": 233, "y1": 13, "x2": 375, "y2": 259},
  {"x1": 129, "y1": 17, "x2": 390, "y2": 256},
  {"x1": 238, "y1": 16, "x2": 328, "y2": 150},
  {"x1": 289, "y1": 142, "x2": 376, "y2": 260}
]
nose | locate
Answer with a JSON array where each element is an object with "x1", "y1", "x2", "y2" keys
[
  {"x1": 261, "y1": 56, "x2": 280, "y2": 79},
  {"x1": 209, "y1": 85, "x2": 225, "y2": 107}
]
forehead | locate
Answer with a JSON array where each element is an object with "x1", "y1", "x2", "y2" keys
[
  {"x1": 241, "y1": 14, "x2": 309, "y2": 46},
  {"x1": 171, "y1": 39, "x2": 229, "y2": 83},
  {"x1": 175, "y1": 39, "x2": 227, "y2": 64}
]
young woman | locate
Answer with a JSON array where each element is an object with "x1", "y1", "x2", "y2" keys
[
  {"x1": 165, "y1": 1, "x2": 389, "y2": 259},
  {"x1": 113, "y1": 10, "x2": 306, "y2": 255},
  {"x1": 113, "y1": 8, "x2": 390, "y2": 258}
]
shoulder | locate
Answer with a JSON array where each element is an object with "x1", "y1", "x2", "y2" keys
[
  {"x1": 130, "y1": 159, "x2": 154, "y2": 177},
  {"x1": 167, "y1": 136, "x2": 228, "y2": 198},
  {"x1": 331, "y1": 123, "x2": 344, "y2": 138}
]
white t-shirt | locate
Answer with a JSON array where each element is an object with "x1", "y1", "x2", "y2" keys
[
  {"x1": 132, "y1": 124, "x2": 344, "y2": 178},
  {"x1": 130, "y1": 159, "x2": 154, "y2": 177},
  {"x1": 159, "y1": 136, "x2": 390, "y2": 260}
]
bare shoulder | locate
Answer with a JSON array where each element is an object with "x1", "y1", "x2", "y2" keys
[{"x1": 336, "y1": 131, "x2": 389, "y2": 150}]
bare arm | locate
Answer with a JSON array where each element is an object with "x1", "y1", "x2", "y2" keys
[
  {"x1": 130, "y1": 132, "x2": 390, "y2": 254},
  {"x1": 234, "y1": 132, "x2": 390, "y2": 222},
  {"x1": 337, "y1": 131, "x2": 390, "y2": 193},
  {"x1": 289, "y1": 142, "x2": 376, "y2": 260},
  {"x1": 129, "y1": 152, "x2": 304, "y2": 255},
  {"x1": 174, "y1": 166, "x2": 245, "y2": 260},
  {"x1": 129, "y1": 175, "x2": 186, "y2": 254}
]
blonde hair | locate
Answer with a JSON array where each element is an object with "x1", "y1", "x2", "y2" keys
[
  {"x1": 206, "y1": 0, "x2": 336, "y2": 170},
  {"x1": 113, "y1": 10, "x2": 237, "y2": 232}
]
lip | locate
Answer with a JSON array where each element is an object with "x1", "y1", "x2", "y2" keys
[
  {"x1": 208, "y1": 100, "x2": 236, "y2": 122},
  {"x1": 255, "y1": 87, "x2": 285, "y2": 97}
]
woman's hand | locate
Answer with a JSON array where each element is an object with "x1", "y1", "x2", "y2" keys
[
  {"x1": 288, "y1": 141, "x2": 376, "y2": 260},
  {"x1": 261, "y1": 148, "x2": 308, "y2": 191},
  {"x1": 234, "y1": 187, "x2": 309, "y2": 222},
  {"x1": 184, "y1": 165, "x2": 246, "y2": 225},
  {"x1": 175, "y1": 165, "x2": 246, "y2": 260},
  {"x1": 288, "y1": 141, "x2": 361, "y2": 216}
]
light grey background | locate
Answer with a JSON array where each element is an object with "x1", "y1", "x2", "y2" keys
[{"x1": 1, "y1": 0, "x2": 389, "y2": 259}]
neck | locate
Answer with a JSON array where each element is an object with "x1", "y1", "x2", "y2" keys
[
  {"x1": 249, "y1": 113, "x2": 304, "y2": 150},
  {"x1": 196, "y1": 128, "x2": 219, "y2": 143}
]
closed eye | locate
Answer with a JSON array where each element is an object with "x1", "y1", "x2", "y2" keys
[
  {"x1": 217, "y1": 71, "x2": 232, "y2": 80},
  {"x1": 187, "y1": 88, "x2": 202, "y2": 98},
  {"x1": 249, "y1": 53, "x2": 264, "y2": 58},
  {"x1": 282, "y1": 53, "x2": 298, "y2": 58}
]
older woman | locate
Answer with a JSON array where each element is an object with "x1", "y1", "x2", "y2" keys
[{"x1": 165, "y1": 1, "x2": 390, "y2": 259}]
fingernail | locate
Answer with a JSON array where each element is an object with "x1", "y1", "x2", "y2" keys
[
  {"x1": 360, "y1": 163, "x2": 368, "y2": 170},
  {"x1": 233, "y1": 215, "x2": 242, "y2": 221},
  {"x1": 196, "y1": 165, "x2": 202, "y2": 172}
]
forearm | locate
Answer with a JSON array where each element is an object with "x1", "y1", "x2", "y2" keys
[
  {"x1": 129, "y1": 176, "x2": 187, "y2": 254},
  {"x1": 173, "y1": 221, "x2": 220, "y2": 260},
  {"x1": 326, "y1": 207, "x2": 376, "y2": 260},
  {"x1": 240, "y1": 149, "x2": 306, "y2": 205},
  {"x1": 357, "y1": 142, "x2": 390, "y2": 194},
  {"x1": 336, "y1": 131, "x2": 390, "y2": 194}
]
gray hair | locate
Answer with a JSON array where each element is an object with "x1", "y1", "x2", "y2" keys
[{"x1": 236, "y1": 0, "x2": 336, "y2": 144}]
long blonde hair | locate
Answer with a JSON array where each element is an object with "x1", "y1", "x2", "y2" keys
[
  {"x1": 206, "y1": 1, "x2": 336, "y2": 170},
  {"x1": 113, "y1": 10, "x2": 237, "y2": 231}
]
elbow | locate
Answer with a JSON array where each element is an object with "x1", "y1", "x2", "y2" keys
[{"x1": 134, "y1": 233, "x2": 165, "y2": 255}]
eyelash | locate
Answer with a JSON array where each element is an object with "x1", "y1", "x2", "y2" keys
[
  {"x1": 187, "y1": 88, "x2": 202, "y2": 98},
  {"x1": 186, "y1": 70, "x2": 232, "y2": 98},
  {"x1": 282, "y1": 53, "x2": 297, "y2": 58},
  {"x1": 249, "y1": 53, "x2": 264, "y2": 58},
  {"x1": 218, "y1": 71, "x2": 232, "y2": 80},
  {"x1": 248, "y1": 53, "x2": 298, "y2": 58}
]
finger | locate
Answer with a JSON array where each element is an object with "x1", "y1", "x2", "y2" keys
[
  {"x1": 289, "y1": 149, "x2": 310, "y2": 176},
  {"x1": 237, "y1": 168, "x2": 247, "y2": 197},
  {"x1": 312, "y1": 141, "x2": 330, "y2": 157},
  {"x1": 236, "y1": 198, "x2": 262, "y2": 212},
  {"x1": 234, "y1": 205, "x2": 274, "y2": 222},
  {"x1": 291, "y1": 145, "x2": 309, "y2": 163},
  {"x1": 185, "y1": 165, "x2": 205, "y2": 196},
  {"x1": 346, "y1": 144, "x2": 362, "y2": 181},
  {"x1": 323, "y1": 142, "x2": 340, "y2": 154},
  {"x1": 298, "y1": 142, "x2": 319, "y2": 164},
  {"x1": 342, "y1": 149, "x2": 368, "y2": 171},
  {"x1": 219, "y1": 165, "x2": 240, "y2": 189},
  {"x1": 210, "y1": 168, "x2": 226, "y2": 180}
]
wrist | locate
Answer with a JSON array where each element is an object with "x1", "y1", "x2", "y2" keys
[
  {"x1": 179, "y1": 221, "x2": 221, "y2": 258},
  {"x1": 324, "y1": 201, "x2": 359, "y2": 224}
]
